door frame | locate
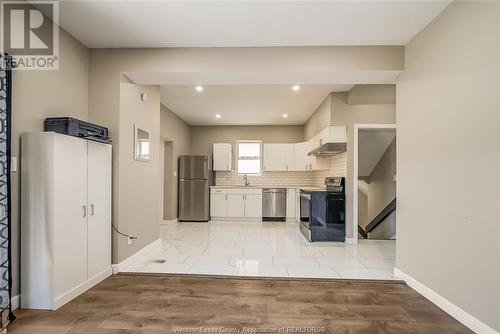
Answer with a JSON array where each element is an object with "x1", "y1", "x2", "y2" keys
[
  {"x1": 159, "y1": 137, "x2": 174, "y2": 223},
  {"x1": 352, "y1": 123, "x2": 396, "y2": 243}
]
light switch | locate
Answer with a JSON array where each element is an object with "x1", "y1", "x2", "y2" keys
[{"x1": 10, "y1": 157, "x2": 17, "y2": 172}]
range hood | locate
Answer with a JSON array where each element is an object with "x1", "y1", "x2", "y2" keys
[{"x1": 307, "y1": 142, "x2": 347, "y2": 156}]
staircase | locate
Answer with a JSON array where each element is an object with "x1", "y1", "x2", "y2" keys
[{"x1": 358, "y1": 198, "x2": 396, "y2": 239}]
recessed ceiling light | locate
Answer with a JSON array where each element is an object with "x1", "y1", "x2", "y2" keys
[
  {"x1": 292, "y1": 85, "x2": 300, "y2": 91},
  {"x1": 195, "y1": 85, "x2": 204, "y2": 92},
  {"x1": 282, "y1": 114, "x2": 288, "y2": 118},
  {"x1": 215, "y1": 114, "x2": 221, "y2": 119}
]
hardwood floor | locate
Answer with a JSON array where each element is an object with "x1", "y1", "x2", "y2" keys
[{"x1": 10, "y1": 274, "x2": 472, "y2": 334}]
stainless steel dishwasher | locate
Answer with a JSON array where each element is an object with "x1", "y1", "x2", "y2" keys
[{"x1": 262, "y1": 188, "x2": 286, "y2": 221}]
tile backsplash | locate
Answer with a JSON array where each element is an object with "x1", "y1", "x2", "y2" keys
[
  {"x1": 215, "y1": 170, "x2": 315, "y2": 187},
  {"x1": 215, "y1": 152, "x2": 347, "y2": 187}
]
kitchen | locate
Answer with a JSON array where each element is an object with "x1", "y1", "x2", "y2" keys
[
  {"x1": 126, "y1": 84, "x2": 397, "y2": 279},
  {"x1": 205, "y1": 126, "x2": 347, "y2": 240},
  {"x1": 7, "y1": 2, "x2": 496, "y2": 332}
]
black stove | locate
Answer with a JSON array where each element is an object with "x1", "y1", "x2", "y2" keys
[{"x1": 299, "y1": 177, "x2": 346, "y2": 242}]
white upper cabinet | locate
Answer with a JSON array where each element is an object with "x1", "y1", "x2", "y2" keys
[
  {"x1": 263, "y1": 144, "x2": 287, "y2": 171},
  {"x1": 285, "y1": 144, "x2": 295, "y2": 171},
  {"x1": 294, "y1": 142, "x2": 308, "y2": 172},
  {"x1": 317, "y1": 127, "x2": 330, "y2": 147},
  {"x1": 301, "y1": 125, "x2": 347, "y2": 171},
  {"x1": 263, "y1": 143, "x2": 296, "y2": 172},
  {"x1": 213, "y1": 143, "x2": 232, "y2": 171},
  {"x1": 329, "y1": 125, "x2": 347, "y2": 143},
  {"x1": 306, "y1": 140, "x2": 317, "y2": 171}
]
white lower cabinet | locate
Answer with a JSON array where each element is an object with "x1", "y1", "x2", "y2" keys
[
  {"x1": 210, "y1": 193, "x2": 228, "y2": 217},
  {"x1": 211, "y1": 188, "x2": 262, "y2": 219},
  {"x1": 286, "y1": 188, "x2": 296, "y2": 219},
  {"x1": 295, "y1": 191, "x2": 301, "y2": 222},
  {"x1": 244, "y1": 194, "x2": 263, "y2": 218},
  {"x1": 227, "y1": 194, "x2": 245, "y2": 217},
  {"x1": 211, "y1": 188, "x2": 300, "y2": 220}
]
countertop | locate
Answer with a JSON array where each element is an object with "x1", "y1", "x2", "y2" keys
[{"x1": 210, "y1": 185, "x2": 326, "y2": 190}]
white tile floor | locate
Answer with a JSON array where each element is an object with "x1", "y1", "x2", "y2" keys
[{"x1": 123, "y1": 220, "x2": 397, "y2": 280}]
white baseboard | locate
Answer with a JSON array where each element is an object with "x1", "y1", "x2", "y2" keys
[
  {"x1": 19, "y1": 267, "x2": 112, "y2": 311},
  {"x1": 210, "y1": 217, "x2": 260, "y2": 222},
  {"x1": 345, "y1": 237, "x2": 357, "y2": 244},
  {"x1": 394, "y1": 267, "x2": 498, "y2": 334},
  {"x1": 160, "y1": 218, "x2": 178, "y2": 225},
  {"x1": 112, "y1": 238, "x2": 161, "y2": 274},
  {"x1": 53, "y1": 268, "x2": 112, "y2": 310},
  {"x1": 11, "y1": 295, "x2": 20, "y2": 311}
]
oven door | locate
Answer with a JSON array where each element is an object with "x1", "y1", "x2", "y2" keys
[{"x1": 300, "y1": 191, "x2": 311, "y2": 223}]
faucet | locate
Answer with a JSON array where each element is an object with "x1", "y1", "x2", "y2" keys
[{"x1": 244, "y1": 174, "x2": 250, "y2": 186}]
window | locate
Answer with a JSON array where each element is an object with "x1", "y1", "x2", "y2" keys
[{"x1": 237, "y1": 141, "x2": 261, "y2": 174}]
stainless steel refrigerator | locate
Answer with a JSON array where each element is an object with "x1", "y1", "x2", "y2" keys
[{"x1": 178, "y1": 155, "x2": 210, "y2": 222}]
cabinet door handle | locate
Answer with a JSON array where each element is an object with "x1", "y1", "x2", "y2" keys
[
  {"x1": 225, "y1": 195, "x2": 227, "y2": 200},
  {"x1": 82, "y1": 205, "x2": 87, "y2": 218},
  {"x1": 90, "y1": 204, "x2": 95, "y2": 216}
]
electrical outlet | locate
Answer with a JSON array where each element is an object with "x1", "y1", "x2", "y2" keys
[{"x1": 128, "y1": 236, "x2": 135, "y2": 245}]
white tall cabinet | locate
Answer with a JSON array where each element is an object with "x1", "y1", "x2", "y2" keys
[{"x1": 21, "y1": 132, "x2": 112, "y2": 310}]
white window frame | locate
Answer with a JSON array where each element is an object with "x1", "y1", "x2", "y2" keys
[{"x1": 236, "y1": 140, "x2": 262, "y2": 175}]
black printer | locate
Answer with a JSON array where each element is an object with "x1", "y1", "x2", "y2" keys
[{"x1": 44, "y1": 117, "x2": 111, "y2": 143}]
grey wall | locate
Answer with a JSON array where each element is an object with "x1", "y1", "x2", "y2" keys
[
  {"x1": 11, "y1": 28, "x2": 89, "y2": 296},
  {"x1": 366, "y1": 138, "x2": 396, "y2": 222},
  {"x1": 357, "y1": 189, "x2": 368, "y2": 230},
  {"x1": 397, "y1": 1, "x2": 500, "y2": 331},
  {"x1": 331, "y1": 92, "x2": 396, "y2": 240},
  {"x1": 163, "y1": 142, "x2": 174, "y2": 220},
  {"x1": 348, "y1": 85, "x2": 396, "y2": 105},
  {"x1": 116, "y1": 82, "x2": 161, "y2": 263},
  {"x1": 190, "y1": 125, "x2": 304, "y2": 169},
  {"x1": 160, "y1": 104, "x2": 192, "y2": 220},
  {"x1": 303, "y1": 94, "x2": 331, "y2": 141},
  {"x1": 89, "y1": 46, "x2": 402, "y2": 264}
]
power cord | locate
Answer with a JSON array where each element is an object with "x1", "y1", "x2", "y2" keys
[{"x1": 112, "y1": 224, "x2": 138, "y2": 240}]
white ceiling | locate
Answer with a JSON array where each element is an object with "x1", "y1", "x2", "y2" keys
[
  {"x1": 358, "y1": 129, "x2": 396, "y2": 177},
  {"x1": 56, "y1": 1, "x2": 450, "y2": 48},
  {"x1": 161, "y1": 85, "x2": 353, "y2": 126}
]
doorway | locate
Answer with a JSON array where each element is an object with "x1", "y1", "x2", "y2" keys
[
  {"x1": 354, "y1": 124, "x2": 396, "y2": 241},
  {"x1": 161, "y1": 140, "x2": 175, "y2": 221}
]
